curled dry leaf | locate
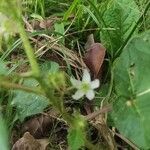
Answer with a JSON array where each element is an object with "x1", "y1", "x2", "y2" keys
[
  {"x1": 12, "y1": 132, "x2": 49, "y2": 150},
  {"x1": 84, "y1": 34, "x2": 106, "y2": 78}
]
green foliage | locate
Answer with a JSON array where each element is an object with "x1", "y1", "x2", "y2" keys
[
  {"x1": 30, "y1": 13, "x2": 43, "y2": 20},
  {"x1": 0, "y1": 117, "x2": 9, "y2": 150},
  {"x1": 67, "y1": 113, "x2": 86, "y2": 150},
  {"x1": 0, "y1": 60, "x2": 8, "y2": 75},
  {"x1": 41, "y1": 61, "x2": 65, "y2": 90},
  {"x1": 68, "y1": 128, "x2": 85, "y2": 150},
  {"x1": 11, "y1": 62, "x2": 60, "y2": 121},
  {"x1": 12, "y1": 79, "x2": 49, "y2": 121},
  {"x1": 144, "y1": 9, "x2": 150, "y2": 30},
  {"x1": 87, "y1": 0, "x2": 140, "y2": 57},
  {"x1": 101, "y1": 0, "x2": 140, "y2": 56},
  {"x1": 113, "y1": 31, "x2": 150, "y2": 149},
  {"x1": 41, "y1": 61, "x2": 59, "y2": 73},
  {"x1": 54, "y1": 22, "x2": 65, "y2": 44}
]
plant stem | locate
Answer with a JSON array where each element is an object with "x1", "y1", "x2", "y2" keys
[
  {"x1": 85, "y1": 104, "x2": 112, "y2": 121},
  {"x1": 17, "y1": 21, "x2": 40, "y2": 77},
  {"x1": 0, "y1": 81, "x2": 44, "y2": 95}
]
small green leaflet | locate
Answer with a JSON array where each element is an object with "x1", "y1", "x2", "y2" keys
[
  {"x1": 113, "y1": 31, "x2": 150, "y2": 149},
  {"x1": 54, "y1": 22, "x2": 65, "y2": 44}
]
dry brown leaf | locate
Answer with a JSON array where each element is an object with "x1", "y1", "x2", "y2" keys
[
  {"x1": 84, "y1": 34, "x2": 106, "y2": 78},
  {"x1": 12, "y1": 132, "x2": 49, "y2": 150},
  {"x1": 21, "y1": 110, "x2": 58, "y2": 138}
]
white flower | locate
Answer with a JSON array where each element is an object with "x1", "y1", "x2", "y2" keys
[{"x1": 71, "y1": 69, "x2": 100, "y2": 100}]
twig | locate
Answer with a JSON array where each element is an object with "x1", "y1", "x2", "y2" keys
[
  {"x1": 112, "y1": 131, "x2": 140, "y2": 150},
  {"x1": 85, "y1": 104, "x2": 112, "y2": 121}
]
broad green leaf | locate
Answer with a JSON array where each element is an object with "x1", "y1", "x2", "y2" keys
[
  {"x1": 113, "y1": 31, "x2": 150, "y2": 149},
  {"x1": 101, "y1": 0, "x2": 140, "y2": 56},
  {"x1": 12, "y1": 79, "x2": 49, "y2": 121},
  {"x1": 0, "y1": 116, "x2": 9, "y2": 150},
  {"x1": 67, "y1": 114, "x2": 86, "y2": 150}
]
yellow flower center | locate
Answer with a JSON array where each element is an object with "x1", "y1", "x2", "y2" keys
[{"x1": 81, "y1": 82, "x2": 90, "y2": 92}]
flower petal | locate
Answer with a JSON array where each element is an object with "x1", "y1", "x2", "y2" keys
[
  {"x1": 72, "y1": 90, "x2": 85, "y2": 100},
  {"x1": 82, "y1": 69, "x2": 91, "y2": 83},
  {"x1": 86, "y1": 90, "x2": 95, "y2": 100},
  {"x1": 70, "y1": 77, "x2": 81, "y2": 88},
  {"x1": 91, "y1": 79, "x2": 100, "y2": 89}
]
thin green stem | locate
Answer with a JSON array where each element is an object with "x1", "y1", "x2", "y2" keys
[{"x1": 17, "y1": 21, "x2": 40, "y2": 77}]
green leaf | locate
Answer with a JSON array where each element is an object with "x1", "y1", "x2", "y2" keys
[
  {"x1": 54, "y1": 22, "x2": 65, "y2": 44},
  {"x1": 113, "y1": 31, "x2": 150, "y2": 149},
  {"x1": 67, "y1": 114, "x2": 86, "y2": 150},
  {"x1": 0, "y1": 60, "x2": 8, "y2": 75},
  {"x1": 12, "y1": 79, "x2": 49, "y2": 121},
  {"x1": 0, "y1": 116, "x2": 9, "y2": 150},
  {"x1": 101, "y1": 0, "x2": 140, "y2": 56},
  {"x1": 30, "y1": 13, "x2": 43, "y2": 21},
  {"x1": 41, "y1": 61, "x2": 59, "y2": 73}
]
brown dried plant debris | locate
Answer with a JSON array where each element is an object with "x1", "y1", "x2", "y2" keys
[
  {"x1": 24, "y1": 16, "x2": 59, "y2": 31},
  {"x1": 24, "y1": 16, "x2": 87, "y2": 75},
  {"x1": 30, "y1": 35, "x2": 86, "y2": 71},
  {"x1": 11, "y1": 109, "x2": 68, "y2": 149},
  {"x1": 12, "y1": 132, "x2": 49, "y2": 150}
]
